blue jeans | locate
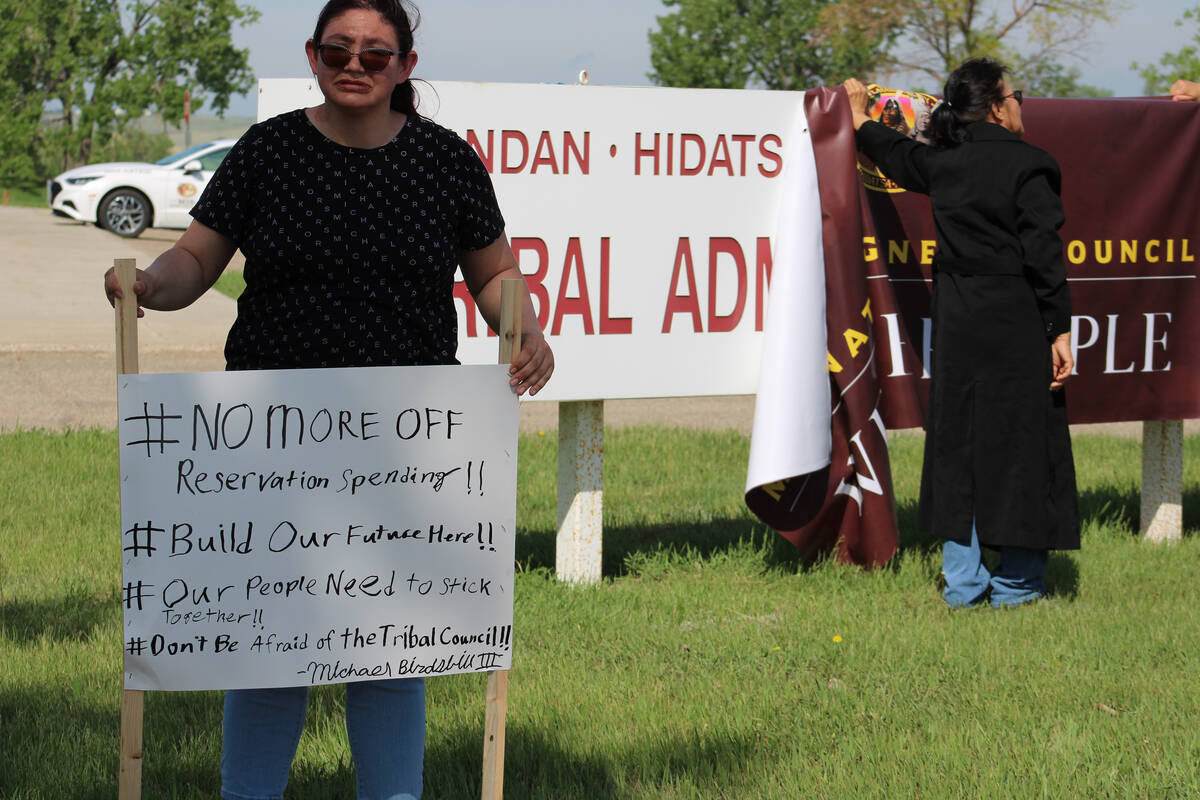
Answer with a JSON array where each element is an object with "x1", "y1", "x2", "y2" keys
[
  {"x1": 220, "y1": 678, "x2": 425, "y2": 800},
  {"x1": 942, "y1": 520, "x2": 1048, "y2": 608}
]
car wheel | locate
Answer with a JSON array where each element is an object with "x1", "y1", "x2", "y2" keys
[{"x1": 99, "y1": 189, "x2": 151, "y2": 238}]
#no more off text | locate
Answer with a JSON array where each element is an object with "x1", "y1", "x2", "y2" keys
[{"x1": 125, "y1": 403, "x2": 468, "y2": 457}]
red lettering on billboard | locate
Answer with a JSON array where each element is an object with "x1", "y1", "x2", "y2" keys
[
  {"x1": 708, "y1": 237, "x2": 747, "y2": 332},
  {"x1": 562, "y1": 132, "x2": 589, "y2": 175},
  {"x1": 755, "y1": 237, "x2": 772, "y2": 331},
  {"x1": 732, "y1": 135, "x2": 755, "y2": 176},
  {"x1": 501, "y1": 130, "x2": 529, "y2": 173},
  {"x1": 635, "y1": 132, "x2": 660, "y2": 176},
  {"x1": 663, "y1": 238, "x2": 703, "y2": 333},
  {"x1": 551, "y1": 238, "x2": 595, "y2": 335},
  {"x1": 633, "y1": 132, "x2": 783, "y2": 177},
  {"x1": 530, "y1": 132, "x2": 559, "y2": 174},
  {"x1": 708, "y1": 136, "x2": 733, "y2": 177},
  {"x1": 598, "y1": 237, "x2": 632, "y2": 334},
  {"x1": 758, "y1": 134, "x2": 783, "y2": 177},
  {"x1": 680, "y1": 133, "x2": 705, "y2": 176},
  {"x1": 466, "y1": 130, "x2": 590, "y2": 175}
]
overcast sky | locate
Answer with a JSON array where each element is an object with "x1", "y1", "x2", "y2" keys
[{"x1": 223, "y1": 0, "x2": 1198, "y2": 117}]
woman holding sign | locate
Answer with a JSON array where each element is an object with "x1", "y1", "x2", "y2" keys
[
  {"x1": 104, "y1": 0, "x2": 552, "y2": 796},
  {"x1": 843, "y1": 60, "x2": 1079, "y2": 609}
]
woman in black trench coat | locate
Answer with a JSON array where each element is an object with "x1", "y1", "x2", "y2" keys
[{"x1": 844, "y1": 59, "x2": 1080, "y2": 608}]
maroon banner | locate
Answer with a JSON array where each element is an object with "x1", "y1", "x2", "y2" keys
[
  {"x1": 746, "y1": 87, "x2": 1198, "y2": 567},
  {"x1": 744, "y1": 87, "x2": 899, "y2": 568},
  {"x1": 859, "y1": 89, "x2": 1200, "y2": 428}
]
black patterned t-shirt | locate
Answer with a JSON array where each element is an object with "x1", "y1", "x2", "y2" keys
[{"x1": 191, "y1": 109, "x2": 505, "y2": 370}]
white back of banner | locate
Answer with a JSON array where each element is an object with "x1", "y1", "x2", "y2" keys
[
  {"x1": 118, "y1": 364, "x2": 517, "y2": 691},
  {"x1": 258, "y1": 79, "x2": 822, "y2": 402}
]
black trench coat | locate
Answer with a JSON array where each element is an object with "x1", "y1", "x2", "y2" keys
[{"x1": 856, "y1": 120, "x2": 1080, "y2": 551}]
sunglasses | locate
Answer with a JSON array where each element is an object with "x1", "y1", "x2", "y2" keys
[
  {"x1": 316, "y1": 42, "x2": 400, "y2": 72},
  {"x1": 1003, "y1": 90, "x2": 1024, "y2": 105}
]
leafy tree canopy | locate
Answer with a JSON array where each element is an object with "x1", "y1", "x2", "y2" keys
[
  {"x1": 861, "y1": 0, "x2": 1123, "y2": 93},
  {"x1": 0, "y1": 0, "x2": 258, "y2": 185},
  {"x1": 1135, "y1": 3, "x2": 1200, "y2": 93},
  {"x1": 648, "y1": 0, "x2": 899, "y2": 90},
  {"x1": 649, "y1": 0, "x2": 1124, "y2": 97}
]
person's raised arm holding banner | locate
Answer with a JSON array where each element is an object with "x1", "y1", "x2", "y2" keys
[
  {"x1": 1170, "y1": 79, "x2": 1200, "y2": 101},
  {"x1": 103, "y1": 1, "x2": 551, "y2": 796},
  {"x1": 843, "y1": 60, "x2": 1079, "y2": 611}
]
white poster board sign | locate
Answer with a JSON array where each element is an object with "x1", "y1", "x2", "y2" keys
[
  {"x1": 118, "y1": 365, "x2": 517, "y2": 691},
  {"x1": 257, "y1": 79, "x2": 820, "y2": 402}
]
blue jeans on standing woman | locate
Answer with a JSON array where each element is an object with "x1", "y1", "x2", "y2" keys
[
  {"x1": 942, "y1": 519, "x2": 1048, "y2": 608},
  {"x1": 220, "y1": 677, "x2": 425, "y2": 800}
]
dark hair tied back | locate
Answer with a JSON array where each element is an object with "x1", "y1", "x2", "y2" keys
[
  {"x1": 929, "y1": 57, "x2": 1008, "y2": 147},
  {"x1": 313, "y1": 0, "x2": 421, "y2": 116}
]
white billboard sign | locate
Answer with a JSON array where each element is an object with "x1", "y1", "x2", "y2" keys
[{"x1": 258, "y1": 79, "x2": 820, "y2": 402}]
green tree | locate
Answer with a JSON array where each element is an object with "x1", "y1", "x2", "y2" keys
[
  {"x1": 648, "y1": 0, "x2": 899, "y2": 90},
  {"x1": 5, "y1": 0, "x2": 258, "y2": 177},
  {"x1": 836, "y1": 0, "x2": 1125, "y2": 96},
  {"x1": 0, "y1": 2, "x2": 47, "y2": 188},
  {"x1": 1135, "y1": 4, "x2": 1200, "y2": 93},
  {"x1": 647, "y1": 0, "x2": 1124, "y2": 98}
]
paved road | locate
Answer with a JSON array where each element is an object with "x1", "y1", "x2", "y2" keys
[{"x1": 0, "y1": 207, "x2": 237, "y2": 429}]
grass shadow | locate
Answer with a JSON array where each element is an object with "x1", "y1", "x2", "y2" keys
[
  {"x1": 516, "y1": 477, "x2": 1178, "y2": 584},
  {"x1": 516, "y1": 517, "x2": 803, "y2": 580},
  {"x1": 0, "y1": 685, "x2": 124, "y2": 800},
  {"x1": 427, "y1": 719, "x2": 767, "y2": 799},
  {"x1": 1187, "y1": 486, "x2": 1199, "y2": 538},
  {"x1": 1078, "y1": 485, "x2": 1140, "y2": 534},
  {"x1": 0, "y1": 684, "x2": 224, "y2": 798},
  {"x1": 1077, "y1": 484, "x2": 1197, "y2": 540},
  {"x1": 140, "y1": 689, "x2": 228, "y2": 796},
  {"x1": 285, "y1": 761, "x2": 357, "y2": 799},
  {"x1": 894, "y1": 496, "x2": 939, "y2": 557},
  {"x1": 0, "y1": 585, "x2": 119, "y2": 644},
  {"x1": 0, "y1": 677, "x2": 371, "y2": 798},
  {"x1": 427, "y1": 721, "x2": 619, "y2": 799},
  {"x1": 1046, "y1": 551, "x2": 1081, "y2": 599},
  {"x1": 147, "y1": 684, "x2": 368, "y2": 798},
  {"x1": 0, "y1": 674, "x2": 764, "y2": 799}
]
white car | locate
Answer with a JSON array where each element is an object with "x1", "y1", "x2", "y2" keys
[{"x1": 47, "y1": 139, "x2": 237, "y2": 238}]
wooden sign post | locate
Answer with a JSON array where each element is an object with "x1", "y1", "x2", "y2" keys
[
  {"x1": 113, "y1": 258, "x2": 143, "y2": 799},
  {"x1": 483, "y1": 278, "x2": 521, "y2": 800},
  {"x1": 112, "y1": 265, "x2": 521, "y2": 799}
]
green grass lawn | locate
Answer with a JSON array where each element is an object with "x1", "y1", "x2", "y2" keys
[{"x1": 1, "y1": 429, "x2": 1197, "y2": 799}]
